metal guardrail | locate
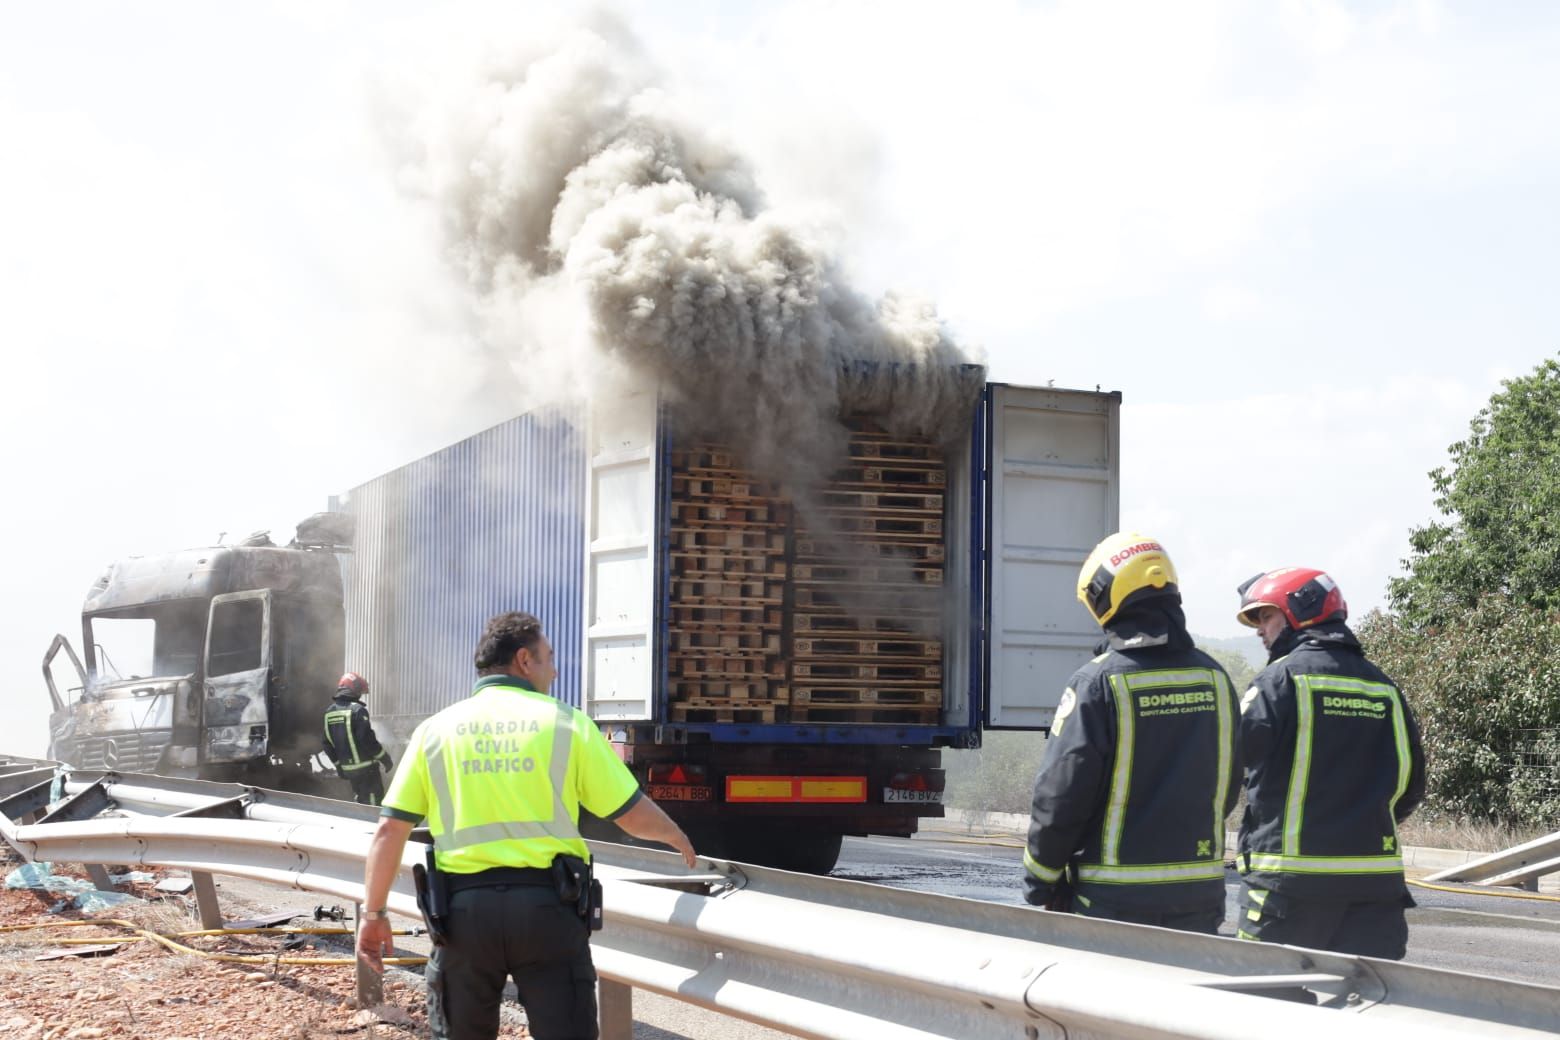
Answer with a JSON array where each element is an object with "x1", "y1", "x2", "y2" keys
[
  {"x1": 1426, "y1": 830, "x2": 1560, "y2": 888},
  {"x1": 1, "y1": 762, "x2": 1558, "y2": 1039}
]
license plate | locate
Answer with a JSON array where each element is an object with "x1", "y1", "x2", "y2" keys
[
  {"x1": 883, "y1": 788, "x2": 943, "y2": 804},
  {"x1": 648, "y1": 784, "x2": 713, "y2": 802}
]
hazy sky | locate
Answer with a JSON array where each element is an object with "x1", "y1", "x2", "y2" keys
[{"x1": 4, "y1": 1, "x2": 1557, "y2": 755}]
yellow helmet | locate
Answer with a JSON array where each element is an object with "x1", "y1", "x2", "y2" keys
[{"x1": 1077, "y1": 532, "x2": 1180, "y2": 627}]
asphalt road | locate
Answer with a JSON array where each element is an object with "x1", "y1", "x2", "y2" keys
[{"x1": 836, "y1": 832, "x2": 1560, "y2": 988}]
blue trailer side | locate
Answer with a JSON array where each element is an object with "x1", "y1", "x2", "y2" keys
[{"x1": 339, "y1": 409, "x2": 587, "y2": 744}]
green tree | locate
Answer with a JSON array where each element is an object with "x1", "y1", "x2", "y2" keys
[
  {"x1": 942, "y1": 731, "x2": 1046, "y2": 816},
  {"x1": 1390, "y1": 357, "x2": 1560, "y2": 626},
  {"x1": 1359, "y1": 600, "x2": 1560, "y2": 825}
]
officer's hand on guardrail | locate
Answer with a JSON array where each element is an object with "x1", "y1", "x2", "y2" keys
[{"x1": 671, "y1": 830, "x2": 697, "y2": 870}]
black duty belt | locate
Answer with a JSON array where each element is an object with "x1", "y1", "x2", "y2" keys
[{"x1": 445, "y1": 865, "x2": 555, "y2": 893}]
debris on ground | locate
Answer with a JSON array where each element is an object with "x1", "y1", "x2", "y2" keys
[{"x1": 0, "y1": 855, "x2": 532, "y2": 1037}]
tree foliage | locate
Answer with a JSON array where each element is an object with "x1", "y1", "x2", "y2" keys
[
  {"x1": 1390, "y1": 357, "x2": 1560, "y2": 626},
  {"x1": 942, "y1": 731, "x2": 1046, "y2": 816},
  {"x1": 1358, "y1": 599, "x2": 1560, "y2": 826}
]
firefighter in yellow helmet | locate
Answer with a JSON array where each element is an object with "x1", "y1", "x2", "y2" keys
[{"x1": 1021, "y1": 533, "x2": 1241, "y2": 933}]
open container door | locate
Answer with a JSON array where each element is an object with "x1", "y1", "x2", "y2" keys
[
  {"x1": 984, "y1": 385, "x2": 1120, "y2": 729},
  {"x1": 583, "y1": 390, "x2": 659, "y2": 721}
]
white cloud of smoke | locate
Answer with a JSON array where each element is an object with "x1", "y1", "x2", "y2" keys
[{"x1": 379, "y1": 12, "x2": 983, "y2": 491}]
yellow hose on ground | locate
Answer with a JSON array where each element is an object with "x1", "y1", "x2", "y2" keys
[{"x1": 1408, "y1": 878, "x2": 1560, "y2": 904}]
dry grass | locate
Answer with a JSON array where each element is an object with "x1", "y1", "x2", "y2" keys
[{"x1": 1397, "y1": 815, "x2": 1553, "y2": 853}]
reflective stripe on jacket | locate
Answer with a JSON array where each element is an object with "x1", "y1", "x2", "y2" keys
[
  {"x1": 1238, "y1": 622, "x2": 1426, "y2": 900},
  {"x1": 1024, "y1": 604, "x2": 1241, "y2": 913},
  {"x1": 323, "y1": 695, "x2": 387, "y2": 776}
]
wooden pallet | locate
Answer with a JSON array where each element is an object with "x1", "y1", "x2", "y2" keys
[
  {"x1": 670, "y1": 629, "x2": 782, "y2": 653},
  {"x1": 793, "y1": 587, "x2": 943, "y2": 614},
  {"x1": 671, "y1": 448, "x2": 741, "y2": 470},
  {"x1": 670, "y1": 501, "x2": 784, "y2": 525},
  {"x1": 670, "y1": 579, "x2": 784, "y2": 603},
  {"x1": 843, "y1": 465, "x2": 947, "y2": 488},
  {"x1": 845, "y1": 440, "x2": 941, "y2": 464},
  {"x1": 670, "y1": 702, "x2": 778, "y2": 724},
  {"x1": 792, "y1": 562, "x2": 943, "y2": 586},
  {"x1": 816, "y1": 489, "x2": 944, "y2": 513},
  {"x1": 803, "y1": 513, "x2": 943, "y2": 537},
  {"x1": 672, "y1": 681, "x2": 785, "y2": 701},
  {"x1": 794, "y1": 538, "x2": 944, "y2": 563},
  {"x1": 675, "y1": 528, "x2": 787, "y2": 552},
  {"x1": 676, "y1": 655, "x2": 785, "y2": 679},
  {"x1": 791, "y1": 686, "x2": 942, "y2": 706},
  {"x1": 792, "y1": 661, "x2": 942, "y2": 682},
  {"x1": 792, "y1": 636, "x2": 941, "y2": 658},
  {"x1": 669, "y1": 605, "x2": 785, "y2": 626},
  {"x1": 789, "y1": 705, "x2": 941, "y2": 725},
  {"x1": 793, "y1": 614, "x2": 928, "y2": 635},
  {"x1": 671, "y1": 476, "x2": 777, "y2": 501},
  {"x1": 670, "y1": 551, "x2": 790, "y2": 576}
]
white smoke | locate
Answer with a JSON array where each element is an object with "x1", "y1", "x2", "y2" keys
[{"x1": 379, "y1": 11, "x2": 983, "y2": 489}]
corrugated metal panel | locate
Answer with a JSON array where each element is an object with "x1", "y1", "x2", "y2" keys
[{"x1": 339, "y1": 410, "x2": 586, "y2": 739}]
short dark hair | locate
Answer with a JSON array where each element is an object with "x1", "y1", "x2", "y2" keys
[{"x1": 474, "y1": 611, "x2": 544, "y2": 674}]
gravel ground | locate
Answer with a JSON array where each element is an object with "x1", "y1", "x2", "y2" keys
[{"x1": 0, "y1": 852, "x2": 528, "y2": 1040}]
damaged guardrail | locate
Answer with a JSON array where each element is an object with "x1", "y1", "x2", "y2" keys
[
  {"x1": 1426, "y1": 830, "x2": 1560, "y2": 890},
  {"x1": 2, "y1": 762, "x2": 1558, "y2": 1039}
]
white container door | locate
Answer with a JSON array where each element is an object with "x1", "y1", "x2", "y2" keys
[
  {"x1": 583, "y1": 391, "x2": 660, "y2": 720},
  {"x1": 986, "y1": 385, "x2": 1120, "y2": 729}
]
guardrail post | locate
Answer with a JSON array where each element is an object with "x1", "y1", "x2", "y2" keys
[
  {"x1": 354, "y1": 902, "x2": 383, "y2": 1009},
  {"x1": 190, "y1": 870, "x2": 224, "y2": 930},
  {"x1": 599, "y1": 979, "x2": 632, "y2": 1040}
]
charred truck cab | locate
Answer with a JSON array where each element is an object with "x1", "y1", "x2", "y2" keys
[{"x1": 43, "y1": 516, "x2": 351, "y2": 787}]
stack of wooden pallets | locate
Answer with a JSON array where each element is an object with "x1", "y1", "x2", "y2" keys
[
  {"x1": 787, "y1": 420, "x2": 946, "y2": 725},
  {"x1": 666, "y1": 445, "x2": 789, "y2": 724}
]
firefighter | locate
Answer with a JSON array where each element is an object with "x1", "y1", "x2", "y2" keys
[
  {"x1": 1233, "y1": 567, "x2": 1426, "y2": 959},
  {"x1": 323, "y1": 672, "x2": 393, "y2": 806},
  {"x1": 1022, "y1": 533, "x2": 1241, "y2": 933}
]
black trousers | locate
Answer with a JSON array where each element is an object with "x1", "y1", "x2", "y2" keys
[
  {"x1": 1238, "y1": 884, "x2": 1412, "y2": 959},
  {"x1": 346, "y1": 769, "x2": 384, "y2": 806},
  {"x1": 426, "y1": 883, "x2": 598, "y2": 1040},
  {"x1": 1077, "y1": 898, "x2": 1224, "y2": 935}
]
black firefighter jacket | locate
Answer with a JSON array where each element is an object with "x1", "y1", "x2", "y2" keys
[
  {"x1": 1023, "y1": 604, "x2": 1241, "y2": 913},
  {"x1": 322, "y1": 694, "x2": 389, "y2": 779},
  {"x1": 1238, "y1": 621, "x2": 1426, "y2": 901}
]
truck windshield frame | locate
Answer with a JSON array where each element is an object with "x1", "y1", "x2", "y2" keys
[{"x1": 83, "y1": 600, "x2": 207, "y2": 695}]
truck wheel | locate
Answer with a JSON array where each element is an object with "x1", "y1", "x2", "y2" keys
[{"x1": 768, "y1": 832, "x2": 843, "y2": 875}]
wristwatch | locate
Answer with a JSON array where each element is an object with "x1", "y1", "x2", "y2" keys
[{"x1": 362, "y1": 908, "x2": 391, "y2": 920}]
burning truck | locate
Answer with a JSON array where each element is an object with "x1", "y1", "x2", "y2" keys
[
  {"x1": 40, "y1": 379, "x2": 1116, "y2": 873},
  {"x1": 42, "y1": 515, "x2": 353, "y2": 792},
  {"x1": 334, "y1": 380, "x2": 1119, "y2": 872}
]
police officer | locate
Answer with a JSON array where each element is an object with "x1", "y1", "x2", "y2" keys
[
  {"x1": 357, "y1": 611, "x2": 697, "y2": 1040},
  {"x1": 323, "y1": 672, "x2": 392, "y2": 806},
  {"x1": 1023, "y1": 533, "x2": 1240, "y2": 933},
  {"x1": 1233, "y1": 568, "x2": 1426, "y2": 958}
]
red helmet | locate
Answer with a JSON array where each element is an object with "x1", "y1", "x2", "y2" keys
[
  {"x1": 1236, "y1": 568, "x2": 1347, "y2": 630},
  {"x1": 338, "y1": 672, "x2": 369, "y2": 697}
]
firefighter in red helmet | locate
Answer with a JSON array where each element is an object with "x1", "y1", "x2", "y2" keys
[
  {"x1": 323, "y1": 672, "x2": 393, "y2": 806},
  {"x1": 1233, "y1": 568, "x2": 1426, "y2": 960}
]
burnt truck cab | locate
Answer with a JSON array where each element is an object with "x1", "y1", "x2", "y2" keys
[{"x1": 43, "y1": 518, "x2": 349, "y2": 785}]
